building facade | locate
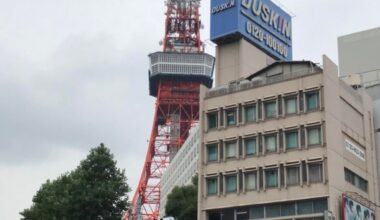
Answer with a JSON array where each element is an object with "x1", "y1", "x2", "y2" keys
[
  {"x1": 338, "y1": 27, "x2": 380, "y2": 204},
  {"x1": 198, "y1": 56, "x2": 379, "y2": 220},
  {"x1": 338, "y1": 27, "x2": 380, "y2": 81},
  {"x1": 159, "y1": 124, "x2": 200, "y2": 218}
]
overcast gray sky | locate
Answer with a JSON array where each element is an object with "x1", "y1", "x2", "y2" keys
[{"x1": 0, "y1": 0, "x2": 379, "y2": 219}]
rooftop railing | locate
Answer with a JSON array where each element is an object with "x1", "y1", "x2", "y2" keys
[{"x1": 206, "y1": 67, "x2": 322, "y2": 98}]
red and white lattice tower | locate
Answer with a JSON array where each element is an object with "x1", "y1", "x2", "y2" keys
[{"x1": 124, "y1": 0, "x2": 214, "y2": 219}]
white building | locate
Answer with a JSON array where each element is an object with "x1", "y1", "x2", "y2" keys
[
  {"x1": 338, "y1": 27, "x2": 380, "y2": 200},
  {"x1": 159, "y1": 124, "x2": 200, "y2": 218},
  {"x1": 338, "y1": 27, "x2": 380, "y2": 83}
]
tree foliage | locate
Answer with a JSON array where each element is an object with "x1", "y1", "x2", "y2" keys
[
  {"x1": 165, "y1": 175, "x2": 198, "y2": 220},
  {"x1": 20, "y1": 143, "x2": 130, "y2": 220}
]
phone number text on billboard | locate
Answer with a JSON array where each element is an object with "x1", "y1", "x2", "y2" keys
[{"x1": 245, "y1": 20, "x2": 288, "y2": 58}]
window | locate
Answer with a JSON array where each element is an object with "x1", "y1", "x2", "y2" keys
[
  {"x1": 245, "y1": 172, "x2": 257, "y2": 191},
  {"x1": 345, "y1": 168, "x2": 368, "y2": 192},
  {"x1": 286, "y1": 131, "x2": 299, "y2": 149},
  {"x1": 246, "y1": 198, "x2": 327, "y2": 219},
  {"x1": 358, "y1": 179, "x2": 368, "y2": 192},
  {"x1": 245, "y1": 138, "x2": 256, "y2": 156},
  {"x1": 309, "y1": 163, "x2": 323, "y2": 183},
  {"x1": 345, "y1": 168, "x2": 355, "y2": 183},
  {"x1": 286, "y1": 166, "x2": 300, "y2": 186},
  {"x1": 297, "y1": 199, "x2": 327, "y2": 215},
  {"x1": 264, "y1": 100, "x2": 277, "y2": 118},
  {"x1": 207, "y1": 144, "x2": 218, "y2": 162},
  {"x1": 313, "y1": 199, "x2": 328, "y2": 213},
  {"x1": 297, "y1": 200, "x2": 313, "y2": 215},
  {"x1": 226, "y1": 109, "x2": 236, "y2": 126},
  {"x1": 308, "y1": 127, "x2": 321, "y2": 145},
  {"x1": 266, "y1": 169, "x2": 278, "y2": 188},
  {"x1": 266, "y1": 204, "x2": 281, "y2": 217},
  {"x1": 281, "y1": 203, "x2": 295, "y2": 216},
  {"x1": 226, "y1": 175, "x2": 237, "y2": 193},
  {"x1": 249, "y1": 206, "x2": 264, "y2": 219},
  {"x1": 207, "y1": 112, "x2": 218, "y2": 129},
  {"x1": 245, "y1": 105, "x2": 256, "y2": 122},
  {"x1": 285, "y1": 96, "x2": 297, "y2": 114},
  {"x1": 265, "y1": 135, "x2": 277, "y2": 152},
  {"x1": 225, "y1": 141, "x2": 236, "y2": 158},
  {"x1": 306, "y1": 91, "x2": 320, "y2": 111},
  {"x1": 207, "y1": 178, "x2": 217, "y2": 195}
]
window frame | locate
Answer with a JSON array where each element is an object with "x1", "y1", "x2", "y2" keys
[
  {"x1": 265, "y1": 168, "x2": 279, "y2": 188},
  {"x1": 284, "y1": 95, "x2": 298, "y2": 115},
  {"x1": 285, "y1": 130, "x2": 299, "y2": 150},
  {"x1": 264, "y1": 133, "x2": 278, "y2": 154},
  {"x1": 225, "y1": 108, "x2": 237, "y2": 126},
  {"x1": 308, "y1": 162, "x2": 324, "y2": 184},
  {"x1": 206, "y1": 177, "x2": 218, "y2": 195},
  {"x1": 225, "y1": 174, "x2": 238, "y2": 193},
  {"x1": 245, "y1": 198, "x2": 328, "y2": 219},
  {"x1": 244, "y1": 137, "x2": 257, "y2": 157},
  {"x1": 244, "y1": 171, "x2": 258, "y2": 191},
  {"x1": 264, "y1": 99, "x2": 278, "y2": 119},
  {"x1": 305, "y1": 90, "x2": 320, "y2": 111},
  {"x1": 244, "y1": 104, "x2": 257, "y2": 123},
  {"x1": 344, "y1": 168, "x2": 368, "y2": 192},
  {"x1": 306, "y1": 126, "x2": 322, "y2": 147},
  {"x1": 206, "y1": 143, "x2": 218, "y2": 162},
  {"x1": 286, "y1": 165, "x2": 300, "y2": 186},
  {"x1": 224, "y1": 140, "x2": 237, "y2": 160},
  {"x1": 207, "y1": 111, "x2": 218, "y2": 130}
]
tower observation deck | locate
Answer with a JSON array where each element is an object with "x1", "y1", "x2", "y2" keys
[{"x1": 125, "y1": 0, "x2": 215, "y2": 219}]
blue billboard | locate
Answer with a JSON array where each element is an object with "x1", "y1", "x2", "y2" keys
[{"x1": 211, "y1": 0, "x2": 293, "y2": 61}]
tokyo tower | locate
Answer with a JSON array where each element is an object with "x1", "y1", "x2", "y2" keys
[{"x1": 124, "y1": 0, "x2": 215, "y2": 219}]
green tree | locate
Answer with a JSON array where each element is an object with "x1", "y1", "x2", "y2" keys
[
  {"x1": 165, "y1": 175, "x2": 198, "y2": 220},
  {"x1": 20, "y1": 143, "x2": 130, "y2": 220}
]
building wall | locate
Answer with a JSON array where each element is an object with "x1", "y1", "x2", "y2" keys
[
  {"x1": 215, "y1": 38, "x2": 274, "y2": 86},
  {"x1": 323, "y1": 55, "x2": 378, "y2": 218},
  {"x1": 338, "y1": 28, "x2": 380, "y2": 217},
  {"x1": 373, "y1": 98, "x2": 380, "y2": 207},
  {"x1": 159, "y1": 124, "x2": 200, "y2": 218},
  {"x1": 198, "y1": 56, "x2": 378, "y2": 220},
  {"x1": 338, "y1": 27, "x2": 380, "y2": 77},
  {"x1": 374, "y1": 99, "x2": 380, "y2": 151}
]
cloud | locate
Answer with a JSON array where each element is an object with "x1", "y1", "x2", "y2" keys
[
  {"x1": 281, "y1": 0, "x2": 380, "y2": 63},
  {"x1": 1, "y1": 0, "x2": 170, "y2": 218},
  {"x1": 0, "y1": 33, "x2": 154, "y2": 165},
  {"x1": 0, "y1": 147, "x2": 87, "y2": 220},
  {"x1": 0, "y1": 32, "x2": 156, "y2": 218}
]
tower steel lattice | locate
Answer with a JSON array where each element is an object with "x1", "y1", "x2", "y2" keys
[{"x1": 124, "y1": 0, "x2": 214, "y2": 219}]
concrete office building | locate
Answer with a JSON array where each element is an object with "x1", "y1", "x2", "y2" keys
[
  {"x1": 198, "y1": 1, "x2": 379, "y2": 219},
  {"x1": 197, "y1": 51, "x2": 379, "y2": 219},
  {"x1": 159, "y1": 124, "x2": 200, "y2": 218},
  {"x1": 338, "y1": 27, "x2": 380, "y2": 202}
]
